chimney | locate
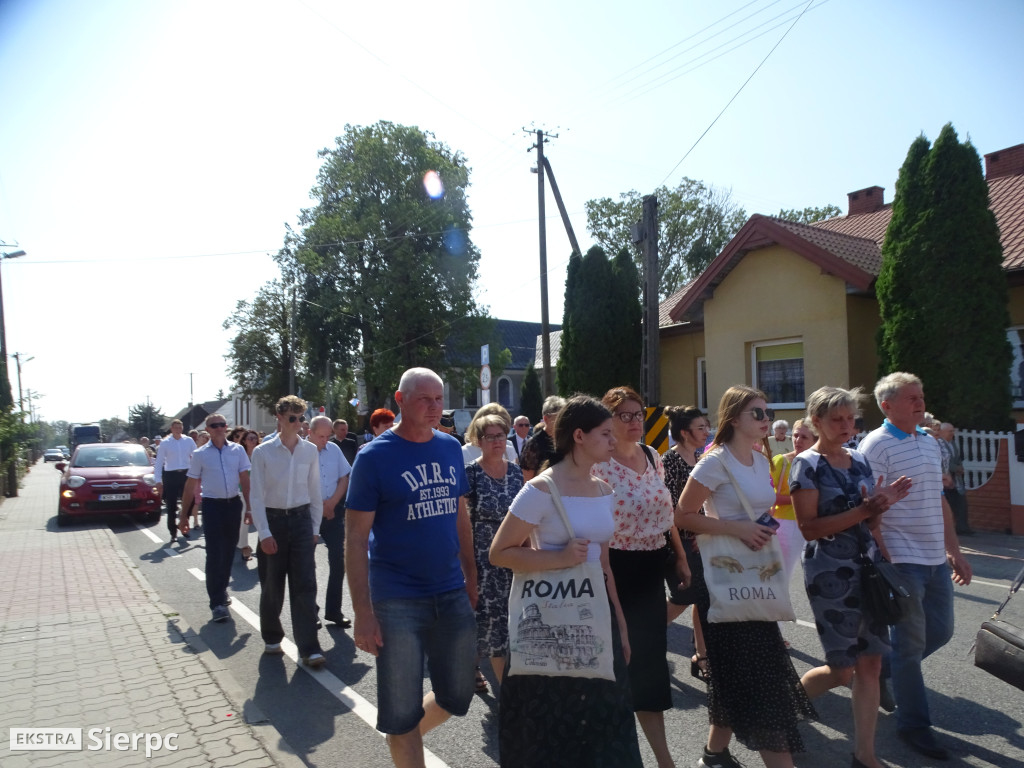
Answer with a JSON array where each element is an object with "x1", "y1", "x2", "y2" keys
[
  {"x1": 985, "y1": 143, "x2": 1024, "y2": 180},
  {"x1": 847, "y1": 186, "x2": 885, "y2": 216}
]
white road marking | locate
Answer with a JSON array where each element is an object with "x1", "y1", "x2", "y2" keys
[
  {"x1": 795, "y1": 619, "x2": 815, "y2": 629},
  {"x1": 186, "y1": 568, "x2": 451, "y2": 768},
  {"x1": 133, "y1": 522, "x2": 164, "y2": 544}
]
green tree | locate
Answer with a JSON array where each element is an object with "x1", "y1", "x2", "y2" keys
[
  {"x1": 557, "y1": 246, "x2": 642, "y2": 397},
  {"x1": 279, "y1": 121, "x2": 482, "y2": 410},
  {"x1": 876, "y1": 124, "x2": 1011, "y2": 430},
  {"x1": 128, "y1": 403, "x2": 168, "y2": 439},
  {"x1": 520, "y1": 361, "x2": 543, "y2": 425},
  {"x1": 585, "y1": 179, "x2": 746, "y2": 300},
  {"x1": 776, "y1": 204, "x2": 842, "y2": 224}
]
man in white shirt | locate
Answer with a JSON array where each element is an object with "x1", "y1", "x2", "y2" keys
[
  {"x1": 250, "y1": 395, "x2": 326, "y2": 667},
  {"x1": 153, "y1": 419, "x2": 196, "y2": 542},
  {"x1": 179, "y1": 414, "x2": 251, "y2": 623},
  {"x1": 859, "y1": 372, "x2": 972, "y2": 761},
  {"x1": 508, "y1": 415, "x2": 531, "y2": 464},
  {"x1": 308, "y1": 415, "x2": 352, "y2": 628}
]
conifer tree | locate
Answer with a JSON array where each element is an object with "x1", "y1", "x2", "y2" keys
[
  {"x1": 520, "y1": 361, "x2": 543, "y2": 426},
  {"x1": 876, "y1": 124, "x2": 1011, "y2": 429}
]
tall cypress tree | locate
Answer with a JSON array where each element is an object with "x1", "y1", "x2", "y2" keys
[
  {"x1": 609, "y1": 248, "x2": 643, "y2": 392},
  {"x1": 520, "y1": 361, "x2": 543, "y2": 425},
  {"x1": 876, "y1": 124, "x2": 1011, "y2": 429}
]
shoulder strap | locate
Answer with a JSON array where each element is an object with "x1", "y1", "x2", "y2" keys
[
  {"x1": 640, "y1": 443, "x2": 656, "y2": 469},
  {"x1": 711, "y1": 451, "x2": 758, "y2": 522},
  {"x1": 535, "y1": 474, "x2": 576, "y2": 539},
  {"x1": 993, "y1": 562, "x2": 1024, "y2": 619}
]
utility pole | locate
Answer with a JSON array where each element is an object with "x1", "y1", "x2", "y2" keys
[
  {"x1": 526, "y1": 127, "x2": 559, "y2": 397},
  {"x1": 187, "y1": 372, "x2": 194, "y2": 430},
  {"x1": 633, "y1": 195, "x2": 661, "y2": 406},
  {"x1": 289, "y1": 284, "x2": 297, "y2": 394},
  {"x1": 11, "y1": 352, "x2": 33, "y2": 417}
]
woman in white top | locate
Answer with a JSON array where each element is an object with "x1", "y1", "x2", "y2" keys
[
  {"x1": 490, "y1": 395, "x2": 642, "y2": 768},
  {"x1": 676, "y1": 386, "x2": 815, "y2": 768}
]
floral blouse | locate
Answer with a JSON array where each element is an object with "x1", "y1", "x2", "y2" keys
[{"x1": 591, "y1": 445, "x2": 675, "y2": 551}]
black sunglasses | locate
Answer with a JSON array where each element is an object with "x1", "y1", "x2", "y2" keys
[
  {"x1": 286, "y1": 414, "x2": 306, "y2": 423},
  {"x1": 743, "y1": 407, "x2": 775, "y2": 422},
  {"x1": 207, "y1": 422, "x2": 227, "y2": 429}
]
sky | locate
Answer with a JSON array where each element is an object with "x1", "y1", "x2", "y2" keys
[{"x1": 1, "y1": 0, "x2": 1022, "y2": 425}]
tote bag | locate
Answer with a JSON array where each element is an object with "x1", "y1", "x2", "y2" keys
[
  {"x1": 506, "y1": 476, "x2": 616, "y2": 681},
  {"x1": 697, "y1": 454, "x2": 796, "y2": 623}
]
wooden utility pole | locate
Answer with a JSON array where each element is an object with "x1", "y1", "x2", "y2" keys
[
  {"x1": 526, "y1": 128, "x2": 557, "y2": 397},
  {"x1": 541, "y1": 157, "x2": 581, "y2": 257},
  {"x1": 636, "y1": 195, "x2": 661, "y2": 405}
]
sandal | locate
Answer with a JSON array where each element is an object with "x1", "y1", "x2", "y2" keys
[
  {"x1": 474, "y1": 666, "x2": 489, "y2": 694},
  {"x1": 691, "y1": 654, "x2": 709, "y2": 682}
]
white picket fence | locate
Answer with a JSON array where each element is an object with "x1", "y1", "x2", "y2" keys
[{"x1": 954, "y1": 429, "x2": 1010, "y2": 490}]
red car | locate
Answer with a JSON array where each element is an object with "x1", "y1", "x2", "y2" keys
[{"x1": 55, "y1": 443, "x2": 162, "y2": 526}]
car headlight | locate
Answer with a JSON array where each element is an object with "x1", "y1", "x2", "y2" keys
[
  {"x1": 143, "y1": 474, "x2": 156, "y2": 486},
  {"x1": 67, "y1": 476, "x2": 86, "y2": 489}
]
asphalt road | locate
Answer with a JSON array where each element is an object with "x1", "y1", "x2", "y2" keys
[{"x1": 51, "y1": 470, "x2": 1024, "y2": 768}]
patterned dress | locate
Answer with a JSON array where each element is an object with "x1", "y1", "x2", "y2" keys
[
  {"x1": 789, "y1": 448, "x2": 890, "y2": 668},
  {"x1": 465, "y1": 460, "x2": 524, "y2": 657},
  {"x1": 661, "y1": 447, "x2": 702, "y2": 605}
]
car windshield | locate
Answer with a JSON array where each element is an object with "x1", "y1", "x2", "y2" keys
[{"x1": 72, "y1": 446, "x2": 151, "y2": 468}]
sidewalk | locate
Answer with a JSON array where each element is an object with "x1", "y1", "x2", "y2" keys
[{"x1": 0, "y1": 463, "x2": 304, "y2": 767}]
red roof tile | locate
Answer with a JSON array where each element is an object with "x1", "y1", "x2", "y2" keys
[{"x1": 990, "y1": 174, "x2": 1024, "y2": 271}]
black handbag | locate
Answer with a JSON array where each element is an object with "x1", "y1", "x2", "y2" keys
[
  {"x1": 861, "y1": 557, "x2": 912, "y2": 624},
  {"x1": 973, "y1": 563, "x2": 1024, "y2": 691}
]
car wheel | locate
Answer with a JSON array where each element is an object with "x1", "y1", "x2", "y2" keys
[
  {"x1": 143, "y1": 509, "x2": 161, "y2": 524},
  {"x1": 57, "y1": 510, "x2": 71, "y2": 527}
]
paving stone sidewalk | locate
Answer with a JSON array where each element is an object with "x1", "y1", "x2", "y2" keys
[{"x1": 0, "y1": 463, "x2": 304, "y2": 767}]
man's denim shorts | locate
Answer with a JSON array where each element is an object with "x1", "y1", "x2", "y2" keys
[{"x1": 374, "y1": 588, "x2": 477, "y2": 735}]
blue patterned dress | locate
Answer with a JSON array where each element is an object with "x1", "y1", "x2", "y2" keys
[{"x1": 789, "y1": 448, "x2": 891, "y2": 668}]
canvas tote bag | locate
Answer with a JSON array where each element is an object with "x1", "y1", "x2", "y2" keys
[
  {"x1": 697, "y1": 453, "x2": 796, "y2": 623},
  {"x1": 506, "y1": 476, "x2": 616, "y2": 681}
]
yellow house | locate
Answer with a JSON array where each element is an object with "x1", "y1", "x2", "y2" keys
[{"x1": 659, "y1": 141, "x2": 1024, "y2": 428}]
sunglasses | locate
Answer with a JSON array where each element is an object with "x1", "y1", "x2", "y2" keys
[
  {"x1": 615, "y1": 411, "x2": 645, "y2": 423},
  {"x1": 207, "y1": 422, "x2": 227, "y2": 429},
  {"x1": 743, "y1": 407, "x2": 775, "y2": 421},
  {"x1": 481, "y1": 433, "x2": 507, "y2": 443},
  {"x1": 285, "y1": 415, "x2": 307, "y2": 423}
]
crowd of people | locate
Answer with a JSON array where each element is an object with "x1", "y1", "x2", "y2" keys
[{"x1": 137, "y1": 366, "x2": 974, "y2": 768}]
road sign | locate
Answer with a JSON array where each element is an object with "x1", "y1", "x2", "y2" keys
[{"x1": 480, "y1": 364, "x2": 492, "y2": 390}]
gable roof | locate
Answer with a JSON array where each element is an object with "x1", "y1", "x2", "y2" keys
[
  {"x1": 496, "y1": 319, "x2": 560, "y2": 370},
  {"x1": 666, "y1": 214, "x2": 879, "y2": 324}
]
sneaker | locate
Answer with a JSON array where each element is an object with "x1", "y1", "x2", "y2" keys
[
  {"x1": 302, "y1": 653, "x2": 326, "y2": 668},
  {"x1": 698, "y1": 747, "x2": 745, "y2": 768},
  {"x1": 324, "y1": 612, "x2": 352, "y2": 628},
  {"x1": 264, "y1": 643, "x2": 284, "y2": 655},
  {"x1": 211, "y1": 605, "x2": 230, "y2": 623}
]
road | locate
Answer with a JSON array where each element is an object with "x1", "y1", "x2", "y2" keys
[{"x1": 47, "y1": 462, "x2": 1024, "y2": 768}]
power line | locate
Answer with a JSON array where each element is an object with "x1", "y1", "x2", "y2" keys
[{"x1": 661, "y1": 0, "x2": 815, "y2": 185}]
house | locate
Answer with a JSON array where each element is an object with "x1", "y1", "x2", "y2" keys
[{"x1": 657, "y1": 141, "x2": 1024, "y2": 533}]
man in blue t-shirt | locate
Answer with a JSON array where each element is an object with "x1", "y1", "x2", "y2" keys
[{"x1": 345, "y1": 367, "x2": 476, "y2": 768}]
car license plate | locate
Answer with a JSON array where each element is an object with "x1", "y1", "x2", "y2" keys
[{"x1": 99, "y1": 493, "x2": 131, "y2": 501}]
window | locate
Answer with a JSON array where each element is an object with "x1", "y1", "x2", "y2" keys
[
  {"x1": 1007, "y1": 327, "x2": 1024, "y2": 407},
  {"x1": 752, "y1": 340, "x2": 804, "y2": 408},
  {"x1": 696, "y1": 357, "x2": 708, "y2": 412},
  {"x1": 497, "y1": 376, "x2": 513, "y2": 409}
]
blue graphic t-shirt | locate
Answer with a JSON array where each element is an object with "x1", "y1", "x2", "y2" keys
[{"x1": 346, "y1": 429, "x2": 469, "y2": 602}]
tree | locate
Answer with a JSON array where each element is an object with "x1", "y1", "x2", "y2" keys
[
  {"x1": 277, "y1": 121, "x2": 482, "y2": 410},
  {"x1": 128, "y1": 403, "x2": 168, "y2": 439},
  {"x1": 876, "y1": 124, "x2": 1011, "y2": 430},
  {"x1": 585, "y1": 179, "x2": 746, "y2": 300},
  {"x1": 224, "y1": 280, "x2": 302, "y2": 411},
  {"x1": 520, "y1": 361, "x2": 543, "y2": 425},
  {"x1": 557, "y1": 246, "x2": 642, "y2": 397},
  {"x1": 776, "y1": 204, "x2": 842, "y2": 224}
]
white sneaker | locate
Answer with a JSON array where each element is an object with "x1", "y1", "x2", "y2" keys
[
  {"x1": 302, "y1": 653, "x2": 326, "y2": 668},
  {"x1": 264, "y1": 643, "x2": 284, "y2": 655}
]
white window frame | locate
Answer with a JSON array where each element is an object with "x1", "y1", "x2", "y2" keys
[
  {"x1": 696, "y1": 357, "x2": 708, "y2": 412},
  {"x1": 751, "y1": 338, "x2": 805, "y2": 409},
  {"x1": 1007, "y1": 326, "x2": 1024, "y2": 408}
]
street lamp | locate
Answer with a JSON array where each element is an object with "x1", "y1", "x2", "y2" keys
[{"x1": 0, "y1": 247, "x2": 25, "y2": 497}]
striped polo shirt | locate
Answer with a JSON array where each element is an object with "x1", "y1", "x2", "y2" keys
[{"x1": 858, "y1": 420, "x2": 946, "y2": 566}]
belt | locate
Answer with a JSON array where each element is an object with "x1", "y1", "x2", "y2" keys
[
  {"x1": 164, "y1": 468, "x2": 188, "y2": 473},
  {"x1": 266, "y1": 504, "x2": 310, "y2": 517},
  {"x1": 204, "y1": 495, "x2": 240, "y2": 501}
]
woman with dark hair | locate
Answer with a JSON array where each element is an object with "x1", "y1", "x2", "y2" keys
[
  {"x1": 490, "y1": 395, "x2": 642, "y2": 768},
  {"x1": 676, "y1": 386, "x2": 815, "y2": 768},
  {"x1": 662, "y1": 405, "x2": 711, "y2": 677},
  {"x1": 592, "y1": 386, "x2": 685, "y2": 768}
]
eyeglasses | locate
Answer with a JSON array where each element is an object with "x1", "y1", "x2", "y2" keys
[
  {"x1": 481, "y1": 433, "x2": 507, "y2": 443},
  {"x1": 743, "y1": 407, "x2": 773, "y2": 421},
  {"x1": 616, "y1": 411, "x2": 645, "y2": 423},
  {"x1": 245, "y1": 435, "x2": 258, "y2": 441},
  {"x1": 286, "y1": 415, "x2": 306, "y2": 423},
  {"x1": 207, "y1": 422, "x2": 227, "y2": 429}
]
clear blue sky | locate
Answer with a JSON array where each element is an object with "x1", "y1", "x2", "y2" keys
[{"x1": 1, "y1": 0, "x2": 1021, "y2": 423}]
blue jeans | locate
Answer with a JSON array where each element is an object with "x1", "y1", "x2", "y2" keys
[
  {"x1": 889, "y1": 562, "x2": 955, "y2": 732},
  {"x1": 256, "y1": 508, "x2": 322, "y2": 657},
  {"x1": 202, "y1": 497, "x2": 242, "y2": 610},
  {"x1": 374, "y1": 588, "x2": 476, "y2": 735},
  {"x1": 318, "y1": 512, "x2": 345, "y2": 617}
]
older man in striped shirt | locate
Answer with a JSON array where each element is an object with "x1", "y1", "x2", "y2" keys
[{"x1": 859, "y1": 372, "x2": 972, "y2": 761}]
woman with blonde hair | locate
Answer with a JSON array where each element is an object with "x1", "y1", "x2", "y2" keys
[
  {"x1": 462, "y1": 403, "x2": 518, "y2": 464},
  {"x1": 677, "y1": 386, "x2": 815, "y2": 768}
]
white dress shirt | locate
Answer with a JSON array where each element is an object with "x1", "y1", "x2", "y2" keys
[
  {"x1": 153, "y1": 434, "x2": 197, "y2": 482},
  {"x1": 317, "y1": 440, "x2": 351, "y2": 501},
  {"x1": 249, "y1": 435, "x2": 323, "y2": 539}
]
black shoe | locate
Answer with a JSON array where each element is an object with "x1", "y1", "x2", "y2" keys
[
  {"x1": 324, "y1": 612, "x2": 352, "y2": 628},
  {"x1": 898, "y1": 728, "x2": 949, "y2": 760},
  {"x1": 698, "y1": 746, "x2": 745, "y2": 767},
  {"x1": 878, "y1": 677, "x2": 896, "y2": 713}
]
